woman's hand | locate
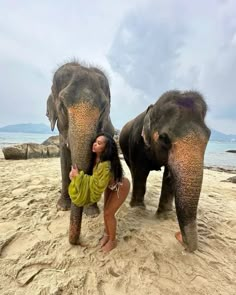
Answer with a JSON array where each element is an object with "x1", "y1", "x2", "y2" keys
[{"x1": 69, "y1": 165, "x2": 79, "y2": 180}]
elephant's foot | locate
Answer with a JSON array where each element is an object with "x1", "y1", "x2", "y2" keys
[
  {"x1": 56, "y1": 197, "x2": 71, "y2": 211},
  {"x1": 130, "y1": 199, "x2": 146, "y2": 208},
  {"x1": 84, "y1": 203, "x2": 100, "y2": 217},
  {"x1": 156, "y1": 204, "x2": 173, "y2": 217},
  {"x1": 155, "y1": 209, "x2": 174, "y2": 221},
  {"x1": 157, "y1": 203, "x2": 173, "y2": 213}
]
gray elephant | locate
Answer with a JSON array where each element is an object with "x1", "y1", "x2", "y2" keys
[
  {"x1": 119, "y1": 90, "x2": 211, "y2": 252},
  {"x1": 46, "y1": 62, "x2": 114, "y2": 244}
]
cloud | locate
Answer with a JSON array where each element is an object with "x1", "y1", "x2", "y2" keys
[
  {"x1": 0, "y1": 58, "x2": 51, "y2": 125},
  {"x1": 0, "y1": 0, "x2": 236, "y2": 134},
  {"x1": 0, "y1": 0, "x2": 134, "y2": 127},
  {"x1": 107, "y1": 0, "x2": 236, "y2": 133}
]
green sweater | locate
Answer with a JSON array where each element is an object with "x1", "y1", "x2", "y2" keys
[{"x1": 68, "y1": 161, "x2": 112, "y2": 207}]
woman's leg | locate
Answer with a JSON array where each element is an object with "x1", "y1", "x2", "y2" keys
[
  {"x1": 100, "y1": 188, "x2": 112, "y2": 247},
  {"x1": 102, "y1": 177, "x2": 130, "y2": 252}
]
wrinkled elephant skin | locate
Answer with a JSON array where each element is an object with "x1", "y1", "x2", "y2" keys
[{"x1": 119, "y1": 90, "x2": 211, "y2": 252}]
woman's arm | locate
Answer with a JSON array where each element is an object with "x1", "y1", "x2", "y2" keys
[{"x1": 68, "y1": 161, "x2": 111, "y2": 207}]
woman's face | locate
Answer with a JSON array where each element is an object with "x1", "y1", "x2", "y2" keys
[{"x1": 92, "y1": 135, "x2": 107, "y2": 154}]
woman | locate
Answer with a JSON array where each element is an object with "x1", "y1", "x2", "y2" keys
[{"x1": 69, "y1": 132, "x2": 130, "y2": 253}]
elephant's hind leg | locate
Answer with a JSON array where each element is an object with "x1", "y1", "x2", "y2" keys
[{"x1": 130, "y1": 168, "x2": 149, "y2": 208}]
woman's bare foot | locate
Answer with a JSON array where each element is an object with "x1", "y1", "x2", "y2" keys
[
  {"x1": 100, "y1": 234, "x2": 109, "y2": 247},
  {"x1": 102, "y1": 240, "x2": 117, "y2": 253},
  {"x1": 175, "y1": 231, "x2": 184, "y2": 246}
]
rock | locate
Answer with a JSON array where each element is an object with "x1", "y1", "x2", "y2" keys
[
  {"x1": 2, "y1": 144, "x2": 28, "y2": 160},
  {"x1": 2, "y1": 143, "x2": 60, "y2": 160},
  {"x1": 47, "y1": 144, "x2": 60, "y2": 157},
  {"x1": 221, "y1": 176, "x2": 236, "y2": 183},
  {"x1": 204, "y1": 166, "x2": 236, "y2": 174},
  {"x1": 27, "y1": 143, "x2": 48, "y2": 159},
  {"x1": 41, "y1": 135, "x2": 59, "y2": 147},
  {"x1": 226, "y1": 150, "x2": 236, "y2": 153}
]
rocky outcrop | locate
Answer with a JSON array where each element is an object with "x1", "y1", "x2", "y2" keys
[
  {"x1": 42, "y1": 135, "x2": 59, "y2": 147},
  {"x1": 221, "y1": 176, "x2": 236, "y2": 183},
  {"x1": 2, "y1": 136, "x2": 60, "y2": 160},
  {"x1": 2, "y1": 134, "x2": 123, "y2": 160},
  {"x1": 226, "y1": 150, "x2": 236, "y2": 153}
]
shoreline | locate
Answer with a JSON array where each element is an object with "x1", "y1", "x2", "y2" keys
[
  {"x1": 204, "y1": 165, "x2": 236, "y2": 174},
  {"x1": 1, "y1": 148, "x2": 236, "y2": 173}
]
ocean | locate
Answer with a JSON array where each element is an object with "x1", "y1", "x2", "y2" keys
[{"x1": 0, "y1": 132, "x2": 235, "y2": 169}]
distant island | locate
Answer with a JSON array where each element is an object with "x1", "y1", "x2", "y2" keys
[
  {"x1": 210, "y1": 129, "x2": 236, "y2": 142},
  {"x1": 0, "y1": 123, "x2": 235, "y2": 142},
  {"x1": 0, "y1": 123, "x2": 58, "y2": 134}
]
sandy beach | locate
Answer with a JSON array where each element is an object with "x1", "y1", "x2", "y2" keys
[{"x1": 0, "y1": 149, "x2": 236, "y2": 295}]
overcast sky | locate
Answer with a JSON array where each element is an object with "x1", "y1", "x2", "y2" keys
[{"x1": 0, "y1": 0, "x2": 236, "y2": 134}]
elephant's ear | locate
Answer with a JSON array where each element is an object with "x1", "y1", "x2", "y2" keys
[
  {"x1": 46, "y1": 94, "x2": 58, "y2": 131},
  {"x1": 97, "y1": 100, "x2": 112, "y2": 133},
  {"x1": 141, "y1": 104, "x2": 153, "y2": 146}
]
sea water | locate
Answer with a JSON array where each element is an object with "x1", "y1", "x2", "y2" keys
[
  {"x1": 0, "y1": 132, "x2": 235, "y2": 169},
  {"x1": 0, "y1": 132, "x2": 56, "y2": 148},
  {"x1": 204, "y1": 141, "x2": 236, "y2": 169}
]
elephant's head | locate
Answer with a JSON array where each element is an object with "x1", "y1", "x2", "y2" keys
[{"x1": 47, "y1": 63, "x2": 113, "y2": 173}]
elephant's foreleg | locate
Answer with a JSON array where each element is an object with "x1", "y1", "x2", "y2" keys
[
  {"x1": 84, "y1": 203, "x2": 100, "y2": 217},
  {"x1": 169, "y1": 135, "x2": 206, "y2": 252},
  {"x1": 156, "y1": 166, "x2": 174, "y2": 214},
  {"x1": 69, "y1": 203, "x2": 83, "y2": 244},
  {"x1": 130, "y1": 168, "x2": 149, "y2": 207},
  {"x1": 57, "y1": 141, "x2": 71, "y2": 211}
]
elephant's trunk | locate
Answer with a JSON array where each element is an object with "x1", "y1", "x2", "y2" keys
[
  {"x1": 168, "y1": 132, "x2": 208, "y2": 252},
  {"x1": 68, "y1": 101, "x2": 101, "y2": 244},
  {"x1": 68, "y1": 102, "x2": 100, "y2": 172},
  {"x1": 69, "y1": 203, "x2": 83, "y2": 244}
]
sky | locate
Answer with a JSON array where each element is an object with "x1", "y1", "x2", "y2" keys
[{"x1": 0, "y1": 0, "x2": 236, "y2": 134}]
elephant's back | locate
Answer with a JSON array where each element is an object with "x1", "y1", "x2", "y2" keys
[{"x1": 120, "y1": 111, "x2": 145, "y2": 141}]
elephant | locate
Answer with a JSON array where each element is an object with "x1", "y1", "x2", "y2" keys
[
  {"x1": 46, "y1": 62, "x2": 115, "y2": 244},
  {"x1": 119, "y1": 90, "x2": 211, "y2": 252}
]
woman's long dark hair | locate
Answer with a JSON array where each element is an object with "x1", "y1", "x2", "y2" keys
[{"x1": 91, "y1": 132, "x2": 123, "y2": 182}]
